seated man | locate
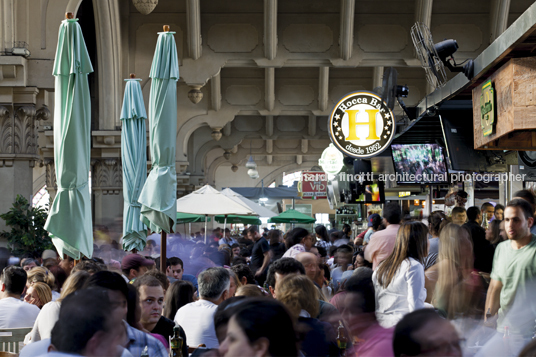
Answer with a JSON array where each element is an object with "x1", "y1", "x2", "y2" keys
[
  {"x1": 230, "y1": 263, "x2": 255, "y2": 285},
  {"x1": 0, "y1": 266, "x2": 40, "y2": 328},
  {"x1": 42, "y1": 288, "x2": 126, "y2": 357},
  {"x1": 166, "y1": 257, "x2": 198, "y2": 290},
  {"x1": 219, "y1": 228, "x2": 238, "y2": 246},
  {"x1": 393, "y1": 309, "x2": 462, "y2": 357},
  {"x1": 84, "y1": 271, "x2": 167, "y2": 357},
  {"x1": 121, "y1": 254, "x2": 154, "y2": 283},
  {"x1": 134, "y1": 275, "x2": 188, "y2": 357},
  {"x1": 174, "y1": 267, "x2": 230, "y2": 348}
]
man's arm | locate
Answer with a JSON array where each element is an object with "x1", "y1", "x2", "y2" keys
[
  {"x1": 484, "y1": 278, "x2": 503, "y2": 322},
  {"x1": 256, "y1": 250, "x2": 272, "y2": 276}
]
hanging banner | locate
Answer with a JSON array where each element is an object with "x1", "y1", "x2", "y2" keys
[
  {"x1": 329, "y1": 91, "x2": 396, "y2": 159},
  {"x1": 299, "y1": 172, "x2": 328, "y2": 199}
]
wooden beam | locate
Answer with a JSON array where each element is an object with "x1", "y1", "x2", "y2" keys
[
  {"x1": 264, "y1": 0, "x2": 277, "y2": 60},
  {"x1": 265, "y1": 68, "x2": 275, "y2": 111},
  {"x1": 339, "y1": 0, "x2": 355, "y2": 60},
  {"x1": 186, "y1": 0, "x2": 202, "y2": 60}
]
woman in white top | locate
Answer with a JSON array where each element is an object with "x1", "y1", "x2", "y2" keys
[
  {"x1": 25, "y1": 271, "x2": 90, "y2": 343},
  {"x1": 372, "y1": 221, "x2": 429, "y2": 328}
]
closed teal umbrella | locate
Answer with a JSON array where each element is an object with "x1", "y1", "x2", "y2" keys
[
  {"x1": 138, "y1": 26, "x2": 178, "y2": 235},
  {"x1": 44, "y1": 13, "x2": 93, "y2": 259},
  {"x1": 121, "y1": 75, "x2": 148, "y2": 251}
]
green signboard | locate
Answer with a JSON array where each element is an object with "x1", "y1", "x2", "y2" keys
[{"x1": 480, "y1": 80, "x2": 495, "y2": 137}]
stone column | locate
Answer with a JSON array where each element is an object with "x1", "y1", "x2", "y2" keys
[
  {"x1": 90, "y1": 158, "x2": 123, "y2": 227},
  {"x1": 0, "y1": 104, "x2": 40, "y2": 231}
]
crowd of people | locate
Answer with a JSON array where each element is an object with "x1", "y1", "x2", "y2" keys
[{"x1": 2, "y1": 189, "x2": 536, "y2": 356}]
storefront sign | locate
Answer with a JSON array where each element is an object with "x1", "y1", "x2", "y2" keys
[
  {"x1": 329, "y1": 91, "x2": 396, "y2": 159},
  {"x1": 300, "y1": 172, "x2": 327, "y2": 199},
  {"x1": 318, "y1": 143, "x2": 344, "y2": 178},
  {"x1": 480, "y1": 80, "x2": 495, "y2": 137}
]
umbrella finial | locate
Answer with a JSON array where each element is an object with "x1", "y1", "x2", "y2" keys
[
  {"x1": 163, "y1": 25, "x2": 170, "y2": 32},
  {"x1": 66, "y1": 12, "x2": 74, "y2": 19},
  {"x1": 130, "y1": 73, "x2": 136, "y2": 79}
]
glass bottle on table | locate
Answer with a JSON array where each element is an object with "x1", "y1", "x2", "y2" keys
[
  {"x1": 170, "y1": 325, "x2": 184, "y2": 357},
  {"x1": 337, "y1": 320, "x2": 348, "y2": 356}
]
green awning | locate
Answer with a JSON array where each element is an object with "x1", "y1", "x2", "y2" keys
[
  {"x1": 215, "y1": 215, "x2": 261, "y2": 225},
  {"x1": 176, "y1": 212, "x2": 210, "y2": 224},
  {"x1": 268, "y1": 209, "x2": 316, "y2": 224}
]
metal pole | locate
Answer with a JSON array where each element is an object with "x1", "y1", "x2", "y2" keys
[
  {"x1": 204, "y1": 215, "x2": 208, "y2": 244},
  {"x1": 224, "y1": 215, "x2": 227, "y2": 232},
  {"x1": 160, "y1": 231, "x2": 167, "y2": 271}
]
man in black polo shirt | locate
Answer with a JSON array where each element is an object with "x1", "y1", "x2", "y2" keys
[{"x1": 247, "y1": 226, "x2": 271, "y2": 286}]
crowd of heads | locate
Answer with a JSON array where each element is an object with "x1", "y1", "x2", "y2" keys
[{"x1": 2, "y1": 189, "x2": 536, "y2": 356}]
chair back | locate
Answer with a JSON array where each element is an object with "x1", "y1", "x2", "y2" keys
[{"x1": 0, "y1": 328, "x2": 32, "y2": 353}]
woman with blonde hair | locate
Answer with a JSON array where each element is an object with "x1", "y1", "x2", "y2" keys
[
  {"x1": 26, "y1": 266, "x2": 59, "y2": 301},
  {"x1": 24, "y1": 282, "x2": 52, "y2": 309},
  {"x1": 432, "y1": 223, "x2": 482, "y2": 318},
  {"x1": 276, "y1": 274, "x2": 338, "y2": 357},
  {"x1": 372, "y1": 221, "x2": 429, "y2": 328},
  {"x1": 25, "y1": 271, "x2": 90, "y2": 343}
]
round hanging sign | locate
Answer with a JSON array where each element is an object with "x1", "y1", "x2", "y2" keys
[{"x1": 328, "y1": 91, "x2": 396, "y2": 159}]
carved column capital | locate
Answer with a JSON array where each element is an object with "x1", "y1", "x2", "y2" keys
[
  {"x1": 36, "y1": 106, "x2": 51, "y2": 122},
  {"x1": 91, "y1": 158, "x2": 122, "y2": 195},
  {"x1": 14, "y1": 105, "x2": 38, "y2": 155}
]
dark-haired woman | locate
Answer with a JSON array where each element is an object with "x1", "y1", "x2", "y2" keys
[
  {"x1": 268, "y1": 229, "x2": 286, "y2": 261},
  {"x1": 315, "y1": 225, "x2": 332, "y2": 250},
  {"x1": 372, "y1": 221, "x2": 429, "y2": 328},
  {"x1": 163, "y1": 280, "x2": 195, "y2": 321},
  {"x1": 282, "y1": 228, "x2": 313, "y2": 259},
  {"x1": 218, "y1": 298, "x2": 299, "y2": 357}
]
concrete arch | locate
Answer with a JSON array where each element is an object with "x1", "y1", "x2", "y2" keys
[
  {"x1": 192, "y1": 131, "x2": 247, "y2": 174},
  {"x1": 256, "y1": 164, "x2": 307, "y2": 188},
  {"x1": 176, "y1": 115, "x2": 209, "y2": 159}
]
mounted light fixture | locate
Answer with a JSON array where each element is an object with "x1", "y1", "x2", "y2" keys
[
  {"x1": 247, "y1": 168, "x2": 259, "y2": 179},
  {"x1": 231, "y1": 165, "x2": 238, "y2": 172}
]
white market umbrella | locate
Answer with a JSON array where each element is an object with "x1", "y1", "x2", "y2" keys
[
  {"x1": 221, "y1": 188, "x2": 276, "y2": 218},
  {"x1": 176, "y1": 185, "x2": 257, "y2": 241}
]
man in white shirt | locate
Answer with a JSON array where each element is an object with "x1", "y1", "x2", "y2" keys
[
  {"x1": 174, "y1": 267, "x2": 230, "y2": 348},
  {"x1": 0, "y1": 266, "x2": 40, "y2": 328}
]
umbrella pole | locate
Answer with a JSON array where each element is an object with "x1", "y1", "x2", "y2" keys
[
  {"x1": 160, "y1": 231, "x2": 166, "y2": 271},
  {"x1": 189, "y1": 223, "x2": 191, "y2": 238},
  {"x1": 183, "y1": 223, "x2": 186, "y2": 237},
  {"x1": 204, "y1": 215, "x2": 208, "y2": 244},
  {"x1": 224, "y1": 215, "x2": 227, "y2": 232}
]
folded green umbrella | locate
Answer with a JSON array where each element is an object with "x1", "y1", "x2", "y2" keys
[
  {"x1": 45, "y1": 16, "x2": 93, "y2": 259},
  {"x1": 215, "y1": 215, "x2": 262, "y2": 225},
  {"x1": 268, "y1": 209, "x2": 316, "y2": 224},
  {"x1": 138, "y1": 29, "x2": 179, "y2": 233},
  {"x1": 176, "y1": 212, "x2": 210, "y2": 224},
  {"x1": 120, "y1": 77, "x2": 148, "y2": 251}
]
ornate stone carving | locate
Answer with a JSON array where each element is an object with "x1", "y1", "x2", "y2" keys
[
  {"x1": 0, "y1": 106, "x2": 12, "y2": 154},
  {"x1": 91, "y1": 159, "x2": 122, "y2": 195},
  {"x1": 14, "y1": 106, "x2": 37, "y2": 154},
  {"x1": 43, "y1": 159, "x2": 57, "y2": 188},
  {"x1": 36, "y1": 106, "x2": 51, "y2": 122}
]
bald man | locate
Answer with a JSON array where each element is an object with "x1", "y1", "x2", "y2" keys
[{"x1": 296, "y1": 252, "x2": 320, "y2": 283}]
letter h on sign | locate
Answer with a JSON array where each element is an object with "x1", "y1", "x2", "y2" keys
[{"x1": 345, "y1": 109, "x2": 380, "y2": 140}]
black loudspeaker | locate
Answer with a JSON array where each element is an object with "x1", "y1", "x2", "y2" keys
[{"x1": 518, "y1": 151, "x2": 536, "y2": 181}]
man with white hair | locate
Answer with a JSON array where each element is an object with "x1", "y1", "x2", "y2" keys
[{"x1": 174, "y1": 267, "x2": 230, "y2": 348}]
